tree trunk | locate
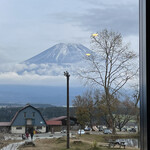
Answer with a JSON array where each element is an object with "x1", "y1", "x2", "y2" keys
[{"x1": 112, "y1": 120, "x2": 116, "y2": 134}]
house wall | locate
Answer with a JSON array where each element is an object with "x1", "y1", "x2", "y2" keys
[
  {"x1": 11, "y1": 125, "x2": 46, "y2": 134},
  {"x1": 11, "y1": 126, "x2": 25, "y2": 134},
  {"x1": 34, "y1": 126, "x2": 46, "y2": 133},
  {"x1": 48, "y1": 125, "x2": 62, "y2": 132}
]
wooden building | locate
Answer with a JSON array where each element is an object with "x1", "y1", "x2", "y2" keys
[
  {"x1": 0, "y1": 105, "x2": 78, "y2": 134},
  {"x1": 46, "y1": 116, "x2": 78, "y2": 132},
  {"x1": 0, "y1": 104, "x2": 47, "y2": 134}
]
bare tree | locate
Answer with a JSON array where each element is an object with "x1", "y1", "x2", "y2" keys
[{"x1": 78, "y1": 29, "x2": 137, "y2": 134}]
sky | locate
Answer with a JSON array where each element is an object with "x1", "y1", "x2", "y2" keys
[{"x1": 0, "y1": 0, "x2": 139, "y2": 86}]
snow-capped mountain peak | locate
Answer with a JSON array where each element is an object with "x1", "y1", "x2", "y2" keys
[{"x1": 24, "y1": 43, "x2": 92, "y2": 64}]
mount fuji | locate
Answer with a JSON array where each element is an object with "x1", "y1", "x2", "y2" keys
[
  {"x1": 0, "y1": 43, "x2": 93, "y2": 106},
  {"x1": 20, "y1": 43, "x2": 93, "y2": 76},
  {"x1": 24, "y1": 43, "x2": 92, "y2": 64}
]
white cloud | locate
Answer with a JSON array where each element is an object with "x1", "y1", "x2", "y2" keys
[
  {"x1": 123, "y1": 35, "x2": 139, "y2": 54},
  {"x1": 0, "y1": 71, "x2": 61, "y2": 86},
  {"x1": 0, "y1": 63, "x2": 82, "y2": 86}
]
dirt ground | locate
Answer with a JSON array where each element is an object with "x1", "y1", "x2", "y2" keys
[
  {"x1": 19, "y1": 138, "x2": 69, "y2": 150},
  {"x1": 18, "y1": 137, "x2": 140, "y2": 150},
  {"x1": 0, "y1": 133, "x2": 140, "y2": 150}
]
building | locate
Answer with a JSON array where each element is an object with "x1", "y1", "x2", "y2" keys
[
  {"x1": 0, "y1": 104, "x2": 78, "y2": 134},
  {"x1": 46, "y1": 120, "x2": 62, "y2": 132},
  {"x1": 46, "y1": 116, "x2": 78, "y2": 132},
  {"x1": 0, "y1": 104, "x2": 47, "y2": 134},
  {"x1": 0, "y1": 122, "x2": 11, "y2": 133}
]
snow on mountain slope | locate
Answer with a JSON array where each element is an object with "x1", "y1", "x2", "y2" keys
[
  {"x1": 16, "y1": 43, "x2": 93, "y2": 76},
  {"x1": 24, "y1": 43, "x2": 92, "y2": 64}
]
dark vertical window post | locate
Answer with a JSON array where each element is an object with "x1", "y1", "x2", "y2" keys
[
  {"x1": 139, "y1": 0, "x2": 149, "y2": 149},
  {"x1": 64, "y1": 71, "x2": 70, "y2": 149},
  {"x1": 146, "y1": 1, "x2": 150, "y2": 149}
]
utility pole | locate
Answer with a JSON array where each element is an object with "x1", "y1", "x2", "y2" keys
[{"x1": 64, "y1": 71, "x2": 70, "y2": 149}]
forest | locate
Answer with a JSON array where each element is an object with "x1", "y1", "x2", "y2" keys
[{"x1": 0, "y1": 106, "x2": 76, "y2": 122}]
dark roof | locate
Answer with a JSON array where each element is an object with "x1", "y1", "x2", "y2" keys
[
  {"x1": 10, "y1": 104, "x2": 47, "y2": 125},
  {"x1": 46, "y1": 120, "x2": 62, "y2": 125},
  {"x1": 0, "y1": 122, "x2": 11, "y2": 126}
]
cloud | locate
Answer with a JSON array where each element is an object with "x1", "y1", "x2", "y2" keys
[
  {"x1": 0, "y1": 71, "x2": 81, "y2": 86},
  {"x1": 0, "y1": 63, "x2": 82, "y2": 86},
  {"x1": 79, "y1": 7, "x2": 138, "y2": 36},
  {"x1": 0, "y1": 0, "x2": 139, "y2": 64},
  {"x1": 0, "y1": 71, "x2": 61, "y2": 85},
  {"x1": 123, "y1": 35, "x2": 139, "y2": 53},
  {"x1": 49, "y1": 0, "x2": 139, "y2": 36},
  {"x1": 0, "y1": 49, "x2": 15, "y2": 63}
]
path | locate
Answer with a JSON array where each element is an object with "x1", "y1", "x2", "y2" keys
[
  {"x1": 1, "y1": 134, "x2": 54, "y2": 150},
  {"x1": 1, "y1": 141, "x2": 25, "y2": 150}
]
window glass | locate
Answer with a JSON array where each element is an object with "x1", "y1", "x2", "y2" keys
[
  {"x1": 0, "y1": 0, "x2": 139, "y2": 149},
  {"x1": 37, "y1": 126, "x2": 42, "y2": 130},
  {"x1": 24, "y1": 112, "x2": 26, "y2": 117},
  {"x1": 26, "y1": 119, "x2": 32, "y2": 125},
  {"x1": 16, "y1": 127, "x2": 22, "y2": 130},
  {"x1": 33, "y1": 112, "x2": 35, "y2": 117}
]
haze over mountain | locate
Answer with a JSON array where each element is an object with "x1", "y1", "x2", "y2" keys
[{"x1": 24, "y1": 43, "x2": 92, "y2": 64}]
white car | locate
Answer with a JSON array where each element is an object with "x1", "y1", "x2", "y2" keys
[
  {"x1": 103, "y1": 129, "x2": 112, "y2": 134},
  {"x1": 84, "y1": 127, "x2": 91, "y2": 131},
  {"x1": 78, "y1": 129, "x2": 85, "y2": 135},
  {"x1": 61, "y1": 129, "x2": 67, "y2": 133}
]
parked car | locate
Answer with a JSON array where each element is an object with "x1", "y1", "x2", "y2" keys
[
  {"x1": 84, "y1": 127, "x2": 91, "y2": 131},
  {"x1": 103, "y1": 129, "x2": 112, "y2": 134},
  {"x1": 122, "y1": 128, "x2": 127, "y2": 132},
  {"x1": 128, "y1": 128, "x2": 136, "y2": 132},
  {"x1": 61, "y1": 129, "x2": 67, "y2": 133},
  {"x1": 78, "y1": 129, "x2": 85, "y2": 135},
  {"x1": 99, "y1": 127, "x2": 103, "y2": 131}
]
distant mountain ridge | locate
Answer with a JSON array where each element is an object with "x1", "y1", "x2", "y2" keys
[{"x1": 24, "y1": 43, "x2": 92, "y2": 64}]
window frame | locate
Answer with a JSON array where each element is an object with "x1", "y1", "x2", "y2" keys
[{"x1": 139, "y1": 0, "x2": 147, "y2": 149}]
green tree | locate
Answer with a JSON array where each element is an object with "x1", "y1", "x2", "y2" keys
[
  {"x1": 73, "y1": 95, "x2": 90, "y2": 129},
  {"x1": 73, "y1": 91, "x2": 96, "y2": 129},
  {"x1": 115, "y1": 98, "x2": 136, "y2": 131},
  {"x1": 97, "y1": 93, "x2": 120, "y2": 128}
]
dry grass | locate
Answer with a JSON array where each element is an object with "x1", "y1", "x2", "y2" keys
[
  {"x1": 18, "y1": 138, "x2": 90, "y2": 150},
  {"x1": 18, "y1": 135, "x2": 140, "y2": 150},
  {"x1": 76, "y1": 133, "x2": 139, "y2": 143}
]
